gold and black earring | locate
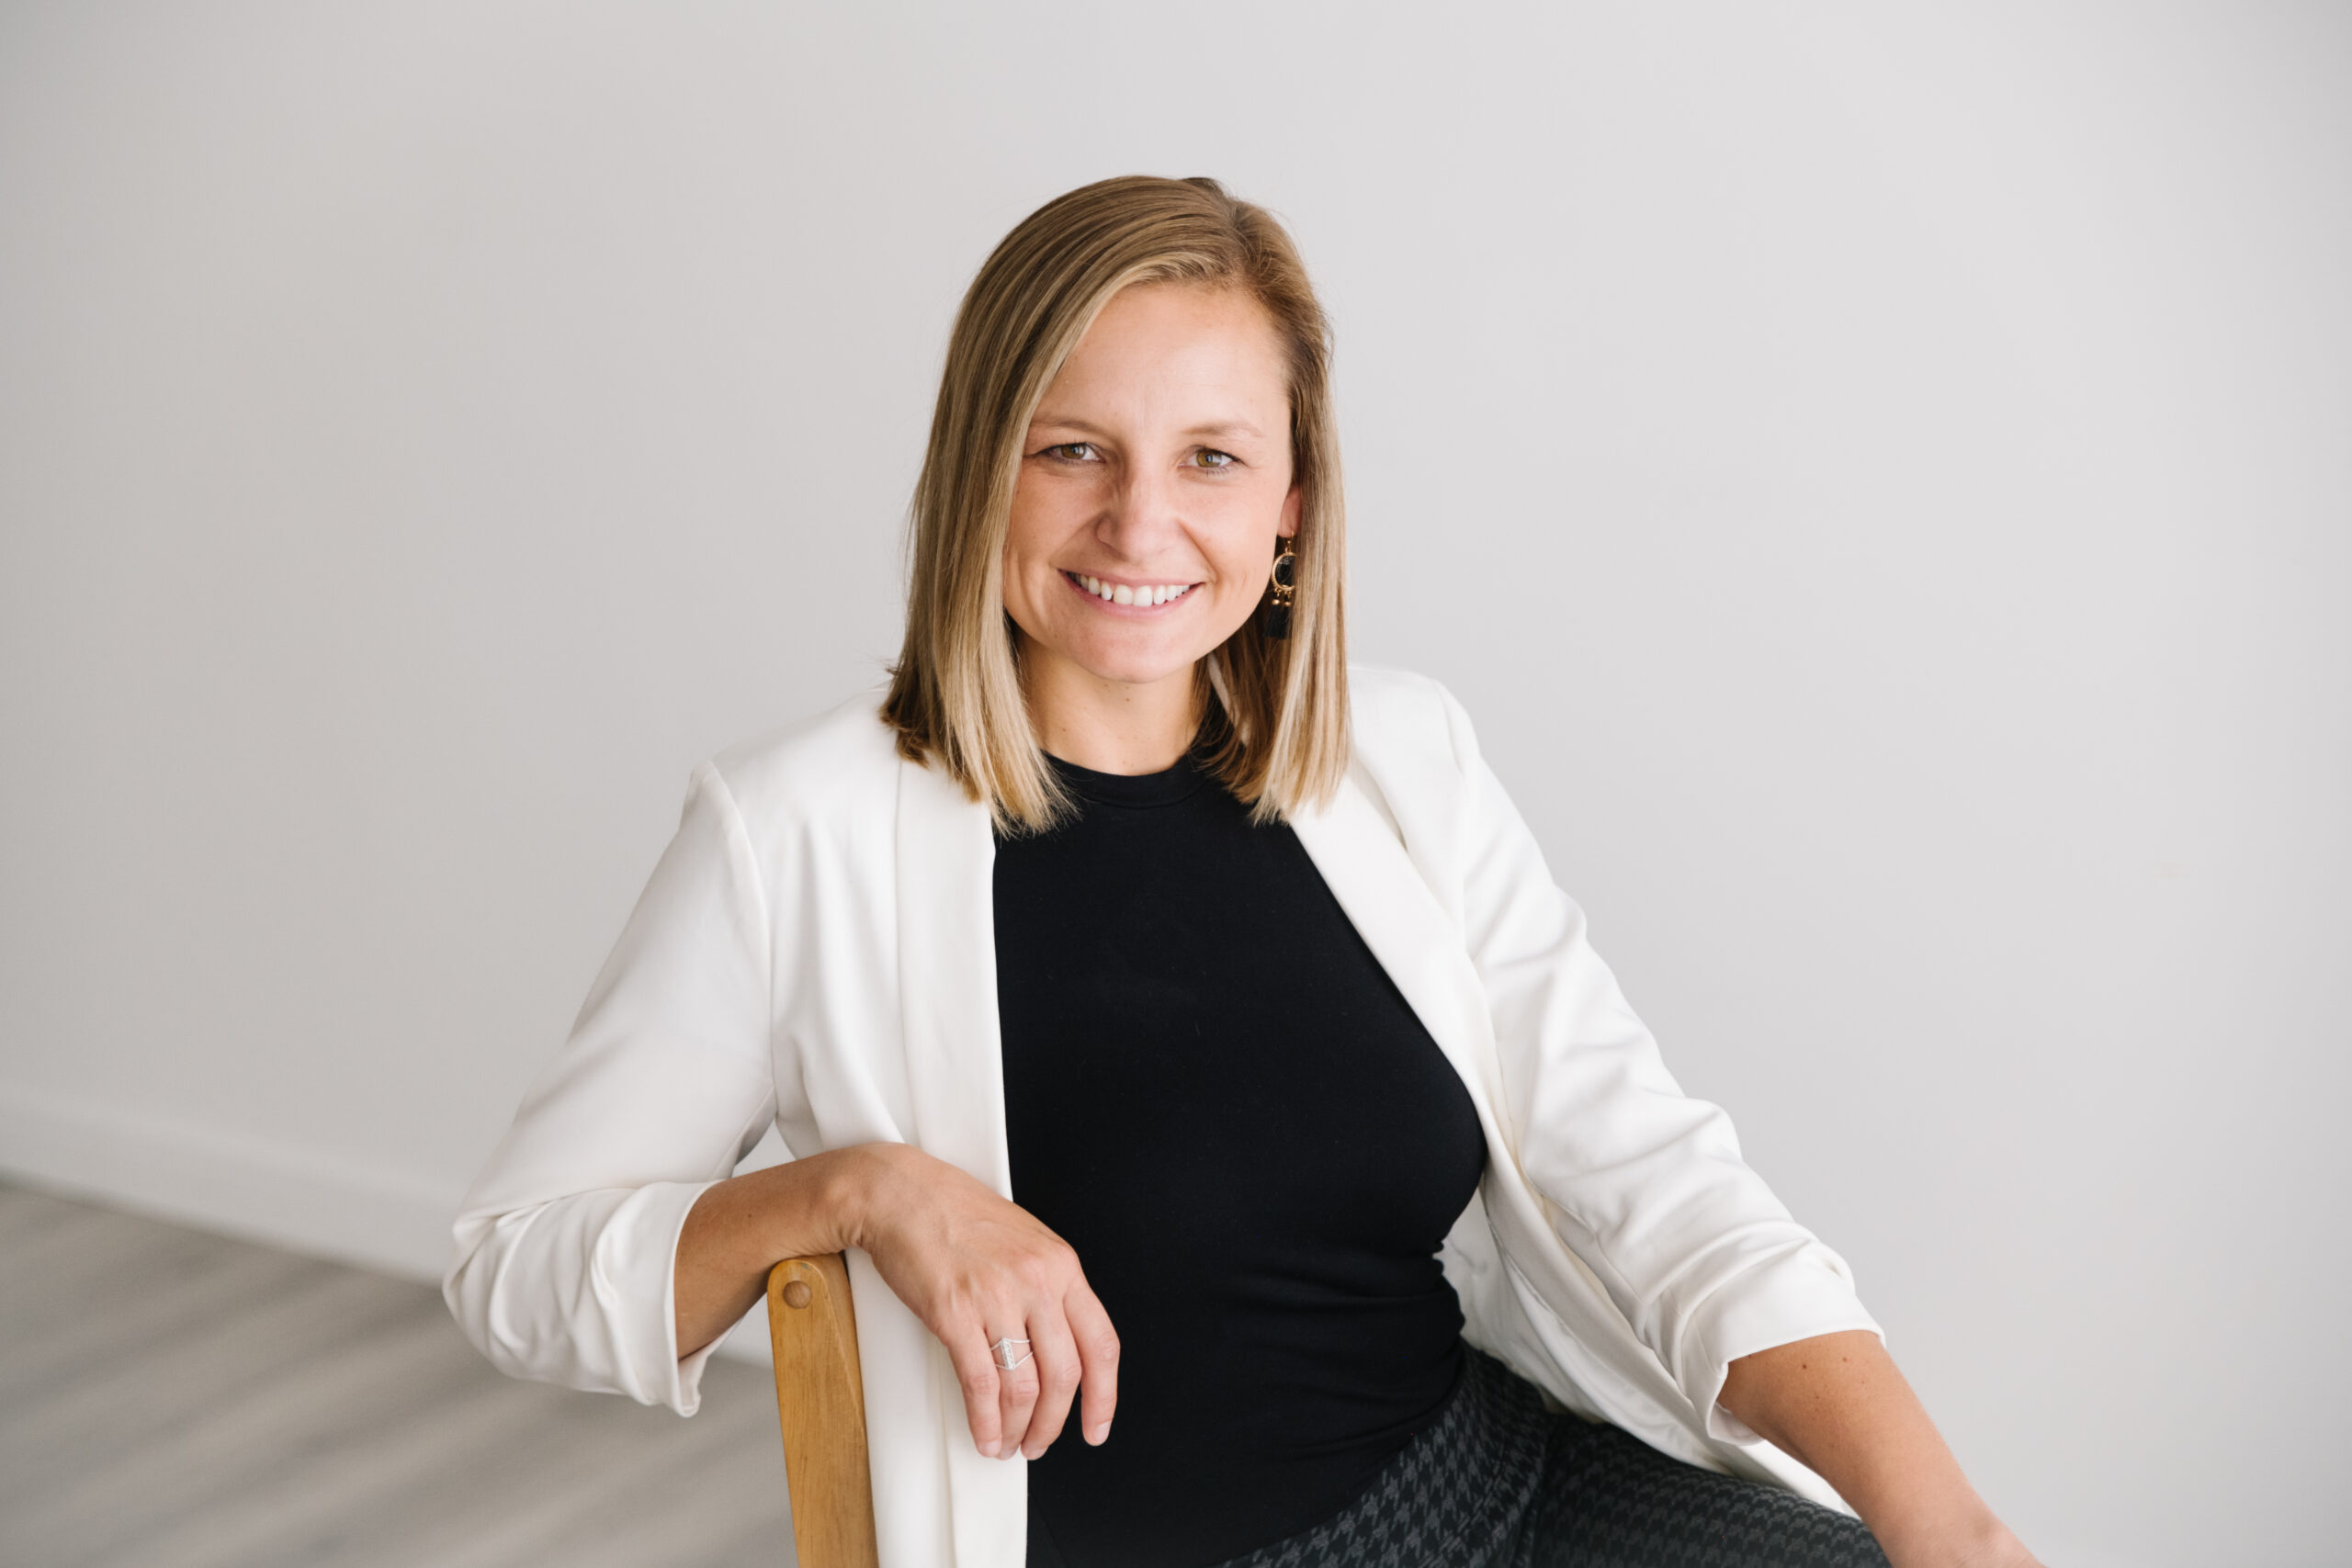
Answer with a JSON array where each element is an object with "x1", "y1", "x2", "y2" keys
[{"x1": 1262, "y1": 535, "x2": 1297, "y2": 639}]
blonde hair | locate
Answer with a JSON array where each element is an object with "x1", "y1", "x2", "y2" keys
[{"x1": 881, "y1": 175, "x2": 1350, "y2": 832}]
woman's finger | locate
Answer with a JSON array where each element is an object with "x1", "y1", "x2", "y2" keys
[
  {"x1": 947, "y1": 1331, "x2": 1005, "y2": 1459},
  {"x1": 988, "y1": 1321, "x2": 1042, "y2": 1459},
  {"x1": 1062, "y1": 1280, "x2": 1120, "y2": 1446},
  {"x1": 1019, "y1": 1308, "x2": 1084, "y2": 1460}
]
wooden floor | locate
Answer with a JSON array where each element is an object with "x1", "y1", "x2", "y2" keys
[{"x1": 0, "y1": 1182, "x2": 795, "y2": 1568}]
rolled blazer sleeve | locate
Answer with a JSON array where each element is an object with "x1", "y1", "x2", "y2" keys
[
  {"x1": 1435, "y1": 682, "x2": 1882, "y2": 1441},
  {"x1": 444, "y1": 761, "x2": 780, "y2": 1416}
]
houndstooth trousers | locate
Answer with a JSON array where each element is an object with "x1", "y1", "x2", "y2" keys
[{"x1": 1209, "y1": 1349, "x2": 1892, "y2": 1568}]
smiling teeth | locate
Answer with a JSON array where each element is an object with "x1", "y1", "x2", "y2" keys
[{"x1": 1077, "y1": 574, "x2": 1193, "y2": 606}]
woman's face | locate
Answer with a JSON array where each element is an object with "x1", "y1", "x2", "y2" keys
[{"x1": 1001, "y1": 282, "x2": 1300, "y2": 697}]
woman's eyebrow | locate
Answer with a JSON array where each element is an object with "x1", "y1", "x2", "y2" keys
[
  {"x1": 1025, "y1": 414, "x2": 1270, "y2": 442},
  {"x1": 1025, "y1": 413, "x2": 1108, "y2": 439}
]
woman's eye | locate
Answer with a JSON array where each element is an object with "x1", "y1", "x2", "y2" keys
[
  {"x1": 1192, "y1": 449, "x2": 1237, "y2": 469},
  {"x1": 1048, "y1": 442, "x2": 1098, "y2": 462}
]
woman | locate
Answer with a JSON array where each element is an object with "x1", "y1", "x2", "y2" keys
[{"x1": 447, "y1": 176, "x2": 2041, "y2": 1568}]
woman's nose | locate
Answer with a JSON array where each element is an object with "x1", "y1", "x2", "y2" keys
[{"x1": 1095, "y1": 463, "x2": 1182, "y2": 558}]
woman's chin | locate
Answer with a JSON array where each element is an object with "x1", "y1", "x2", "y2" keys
[
  {"x1": 1078, "y1": 654, "x2": 1200, "y2": 690},
  {"x1": 1047, "y1": 633, "x2": 1210, "y2": 692}
]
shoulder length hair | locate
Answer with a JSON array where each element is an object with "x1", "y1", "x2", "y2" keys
[{"x1": 880, "y1": 175, "x2": 1350, "y2": 833}]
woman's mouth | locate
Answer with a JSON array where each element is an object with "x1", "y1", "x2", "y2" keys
[{"x1": 1063, "y1": 571, "x2": 1197, "y2": 608}]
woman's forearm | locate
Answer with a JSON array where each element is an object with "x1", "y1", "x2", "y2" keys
[
  {"x1": 672, "y1": 1145, "x2": 877, "y2": 1357},
  {"x1": 1719, "y1": 1331, "x2": 2038, "y2": 1568}
]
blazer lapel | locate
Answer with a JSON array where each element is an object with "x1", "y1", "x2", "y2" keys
[
  {"x1": 1290, "y1": 773, "x2": 1517, "y2": 1160},
  {"x1": 894, "y1": 756, "x2": 1013, "y2": 1195},
  {"x1": 892, "y1": 755, "x2": 1024, "y2": 1567}
]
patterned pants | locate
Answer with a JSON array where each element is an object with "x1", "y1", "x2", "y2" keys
[{"x1": 1211, "y1": 1349, "x2": 1891, "y2": 1568}]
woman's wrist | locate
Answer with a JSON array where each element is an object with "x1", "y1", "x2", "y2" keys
[
  {"x1": 697, "y1": 1143, "x2": 888, "y2": 1274},
  {"x1": 1878, "y1": 1506, "x2": 2041, "y2": 1568},
  {"x1": 821, "y1": 1140, "x2": 926, "y2": 1258}
]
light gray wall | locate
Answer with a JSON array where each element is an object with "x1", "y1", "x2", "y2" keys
[{"x1": 3, "y1": 4, "x2": 2344, "y2": 1563}]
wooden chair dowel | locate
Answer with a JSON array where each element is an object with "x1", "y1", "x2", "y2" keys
[{"x1": 767, "y1": 1254, "x2": 880, "y2": 1568}]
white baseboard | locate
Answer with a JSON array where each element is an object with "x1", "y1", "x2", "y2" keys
[
  {"x1": 0, "y1": 1077, "x2": 776, "y2": 1365},
  {"x1": 0, "y1": 1078, "x2": 465, "y2": 1282}
]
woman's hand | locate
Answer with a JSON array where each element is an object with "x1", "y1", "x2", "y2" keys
[
  {"x1": 845, "y1": 1143, "x2": 1120, "y2": 1461},
  {"x1": 673, "y1": 1141, "x2": 1118, "y2": 1462}
]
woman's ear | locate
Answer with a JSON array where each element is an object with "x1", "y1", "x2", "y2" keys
[{"x1": 1279, "y1": 483, "x2": 1302, "y2": 538}]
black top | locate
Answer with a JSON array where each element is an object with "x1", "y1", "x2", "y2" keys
[{"x1": 994, "y1": 745, "x2": 1489, "y2": 1568}]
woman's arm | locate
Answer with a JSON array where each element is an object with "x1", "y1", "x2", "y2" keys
[
  {"x1": 1421, "y1": 676, "x2": 1880, "y2": 1422},
  {"x1": 446, "y1": 763, "x2": 782, "y2": 1414},
  {"x1": 1410, "y1": 674, "x2": 2039, "y2": 1554},
  {"x1": 674, "y1": 1141, "x2": 1121, "y2": 1464},
  {"x1": 1720, "y1": 1332, "x2": 2041, "y2": 1568},
  {"x1": 451, "y1": 745, "x2": 1118, "y2": 1460}
]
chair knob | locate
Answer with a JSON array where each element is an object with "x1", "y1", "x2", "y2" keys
[{"x1": 783, "y1": 1280, "x2": 813, "y2": 1309}]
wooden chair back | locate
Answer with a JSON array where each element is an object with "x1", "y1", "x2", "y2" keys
[{"x1": 766, "y1": 1255, "x2": 881, "y2": 1568}]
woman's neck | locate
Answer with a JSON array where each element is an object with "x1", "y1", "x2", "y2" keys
[{"x1": 1023, "y1": 648, "x2": 1200, "y2": 776}]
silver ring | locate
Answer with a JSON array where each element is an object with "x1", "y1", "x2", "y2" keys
[{"x1": 990, "y1": 1336, "x2": 1032, "y2": 1371}]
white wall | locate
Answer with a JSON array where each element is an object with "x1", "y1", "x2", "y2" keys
[{"x1": 3, "y1": 4, "x2": 2345, "y2": 1562}]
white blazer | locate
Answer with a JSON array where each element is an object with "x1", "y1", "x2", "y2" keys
[{"x1": 446, "y1": 667, "x2": 1881, "y2": 1568}]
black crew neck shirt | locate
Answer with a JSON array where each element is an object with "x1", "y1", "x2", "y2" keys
[{"x1": 993, "y1": 747, "x2": 1488, "y2": 1568}]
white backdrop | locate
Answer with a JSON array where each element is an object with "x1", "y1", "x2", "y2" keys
[{"x1": 3, "y1": 4, "x2": 2346, "y2": 1563}]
